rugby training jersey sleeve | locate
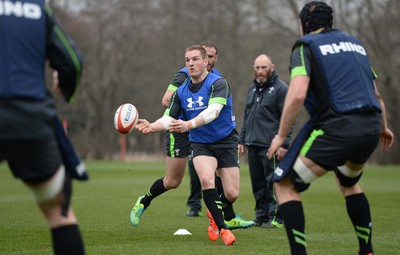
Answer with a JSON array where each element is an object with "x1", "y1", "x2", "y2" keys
[
  {"x1": 209, "y1": 78, "x2": 229, "y2": 106},
  {"x1": 45, "y1": 4, "x2": 84, "y2": 103},
  {"x1": 371, "y1": 67, "x2": 378, "y2": 80},
  {"x1": 290, "y1": 45, "x2": 311, "y2": 79},
  {"x1": 166, "y1": 72, "x2": 189, "y2": 91},
  {"x1": 164, "y1": 91, "x2": 182, "y2": 119}
]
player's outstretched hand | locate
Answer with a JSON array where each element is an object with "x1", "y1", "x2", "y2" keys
[{"x1": 136, "y1": 119, "x2": 152, "y2": 134}]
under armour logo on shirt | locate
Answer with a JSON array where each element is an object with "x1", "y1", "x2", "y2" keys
[{"x1": 187, "y1": 97, "x2": 204, "y2": 108}]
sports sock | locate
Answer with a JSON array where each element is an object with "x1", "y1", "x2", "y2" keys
[
  {"x1": 345, "y1": 193, "x2": 373, "y2": 255},
  {"x1": 203, "y1": 188, "x2": 225, "y2": 230},
  {"x1": 51, "y1": 224, "x2": 85, "y2": 255},
  {"x1": 215, "y1": 176, "x2": 224, "y2": 196},
  {"x1": 215, "y1": 176, "x2": 237, "y2": 220},
  {"x1": 280, "y1": 201, "x2": 307, "y2": 255},
  {"x1": 219, "y1": 193, "x2": 235, "y2": 221},
  {"x1": 141, "y1": 177, "x2": 167, "y2": 208}
]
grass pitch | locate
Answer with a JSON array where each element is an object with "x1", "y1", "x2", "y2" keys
[{"x1": 0, "y1": 161, "x2": 399, "y2": 255}]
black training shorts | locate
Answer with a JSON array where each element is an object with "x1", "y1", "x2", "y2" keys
[
  {"x1": 301, "y1": 130, "x2": 380, "y2": 170},
  {"x1": 164, "y1": 131, "x2": 191, "y2": 158},
  {"x1": 0, "y1": 138, "x2": 62, "y2": 183},
  {"x1": 191, "y1": 130, "x2": 239, "y2": 168}
]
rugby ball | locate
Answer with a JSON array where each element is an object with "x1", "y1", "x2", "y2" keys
[{"x1": 114, "y1": 103, "x2": 139, "y2": 134}]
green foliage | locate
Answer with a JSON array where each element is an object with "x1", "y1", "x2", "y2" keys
[{"x1": 0, "y1": 162, "x2": 399, "y2": 254}]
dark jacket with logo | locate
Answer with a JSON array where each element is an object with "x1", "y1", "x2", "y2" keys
[{"x1": 239, "y1": 72, "x2": 291, "y2": 148}]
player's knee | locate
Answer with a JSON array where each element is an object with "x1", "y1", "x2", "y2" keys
[
  {"x1": 224, "y1": 189, "x2": 239, "y2": 202},
  {"x1": 199, "y1": 176, "x2": 215, "y2": 190},
  {"x1": 29, "y1": 165, "x2": 66, "y2": 203},
  {"x1": 334, "y1": 165, "x2": 363, "y2": 187},
  {"x1": 288, "y1": 171, "x2": 310, "y2": 192},
  {"x1": 289, "y1": 158, "x2": 318, "y2": 192},
  {"x1": 164, "y1": 178, "x2": 182, "y2": 189}
]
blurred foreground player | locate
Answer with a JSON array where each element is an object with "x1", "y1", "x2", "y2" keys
[{"x1": 0, "y1": 1, "x2": 86, "y2": 254}]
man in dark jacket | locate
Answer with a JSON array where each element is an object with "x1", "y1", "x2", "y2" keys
[
  {"x1": 239, "y1": 54, "x2": 291, "y2": 228},
  {"x1": 0, "y1": 1, "x2": 85, "y2": 254}
]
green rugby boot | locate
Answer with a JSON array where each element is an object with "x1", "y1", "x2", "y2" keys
[
  {"x1": 270, "y1": 220, "x2": 283, "y2": 229},
  {"x1": 130, "y1": 196, "x2": 145, "y2": 227},
  {"x1": 224, "y1": 214, "x2": 255, "y2": 230}
]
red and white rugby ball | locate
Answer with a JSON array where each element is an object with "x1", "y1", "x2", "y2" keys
[{"x1": 114, "y1": 103, "x2": 139, "y2": 134}]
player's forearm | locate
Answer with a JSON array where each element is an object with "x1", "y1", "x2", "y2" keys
[
  {"x1": 373, "y1": 81, "x2": 389, "y2": 130},
  {"x1": 153, "y1": 115, "x2": 174, "y2": 132},
  {"x1": 186, "y1": 116, "x2": 205, "y2": 130},
  {"x1": 277, "y1": 77, "x2": 307, "y2": 138},
  {"x1": 277, "y1": 102, "x2": 301, "y2": 138},
  {"x1": 186, "y1": 103, "x2": 223, "y2": 130},
  {"x1": 161, "y1": 88, "x2": 175, "y2": 108},
  {"x1": 146, "y1": 121, "x2": 165, "y2": 133},
  {"x1": 379, "y1": 99, "x2": 389, "y2": 130}
]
